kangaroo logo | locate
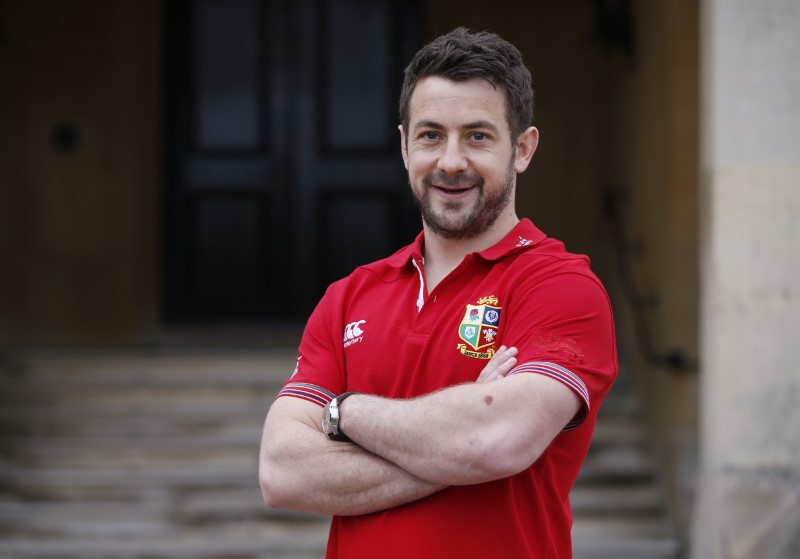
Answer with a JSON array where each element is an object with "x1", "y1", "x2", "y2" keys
[{"x1": 343, "y1": 320, "x2": 366, "y2": 348}]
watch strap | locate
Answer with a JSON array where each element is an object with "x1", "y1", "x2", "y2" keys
[
  {"x1": 328, "y1": 391, "x2": 360, "y2": 442},
  {"x1": 336, "y1": 391, "x2": 360, "y2": 404}
]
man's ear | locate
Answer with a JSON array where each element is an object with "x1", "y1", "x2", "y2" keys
[
  {"x1": 513, "y1": 126, "x2": 539, "y2": 174},
  {"x1": 399, "y1": 125, "x2": 408, "y2": 170}
]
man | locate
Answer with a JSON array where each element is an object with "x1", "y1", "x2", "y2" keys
[{"x1": 260, "y1": 27, "x2": 617, "y2": 558}]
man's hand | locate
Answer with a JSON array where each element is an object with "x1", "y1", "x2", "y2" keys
[{"x1": 475, "y1": 345, "x2": 518, "y2": 383}]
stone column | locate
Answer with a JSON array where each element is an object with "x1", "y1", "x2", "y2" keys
[{"x1": 694, "y1": 0, "x2": 800, "y2": 557}]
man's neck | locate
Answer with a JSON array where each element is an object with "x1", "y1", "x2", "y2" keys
[{"x1": 421, "y1": 214, "x2": 519, "y2": 293}]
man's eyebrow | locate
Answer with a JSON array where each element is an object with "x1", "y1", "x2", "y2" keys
[
  {"x1": 412, "y1": 119, "x2": 444, "y2": 132},
  {"x1": 412, "y1": 119, "x2": 501, "y2": 133},
  {"x1": 464, "y1": 120, "x2": 500, "y2": 132}
]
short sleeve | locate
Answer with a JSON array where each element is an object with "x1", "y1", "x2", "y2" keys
[
  {"x1": 276, "y1": 283, "x2": 347, "y2": 407},
  {"x1": 502, "y1": 271, "x2": 617, "y2": 430}
]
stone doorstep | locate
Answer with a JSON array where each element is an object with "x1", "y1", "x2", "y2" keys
[
  {"x1": 0, "y1": 351, "x2": 675, "y2": 557},
  {"x1": 569, "y1": 484, "x2": 666, "y2": 516},
  {"x1": 0, "y1": 434, "x2": 657, "y2": 497},
  {"x1": 0, "y1": 393, "x2": 280, "y2": 413},
  {"x1": 0, "y1": 401, "x2": 273, "y2": 420},
  {"x1": 1, "y1": 432, "x2": 263, "y2": 457},
  {"x1": 572, "y1": 515, "x2": 676, "y2": 540},
  {"x1": 572, "y1": 537, "x2": 682, "y2": 559},
  {"x1": 0, "y1": 374, "x2": 287, "y2": 393},
  {"x1": 1, "y1": 421, "x2": 271, "y2": 442},
  {"x1": 588, "y1": 418, "x2": 647, "y2": 448},
  {"x1": 175, "y1": 489, "x2": 326, "y2": 524},
  {"x1": 1, "y1": 389, "x2": 276, "y2": 408},
  {"x1": 0, "y1": 527, "x2": 330, "y2": 559},
  {"x1": 576, "y1": 445, "x2": 655, "y2": 484},
  {"x1": 2, "y1": 432, "x2": 263, "y2": 453},
  {"x1": 0, "y1": 498, "x2": 327, "y2": 534},
  {"x1": 3, "y1": 407, "x2": 641, "y2": 437},
  {"x1": 0, "y1": 501, "x2": 172, "y2": 537},
  {"x1": 2, "y1": 380, "x2": 281, "y2": 397},
  {"x1": 2, "y1": 484, "x2": 666, "y2": 527},
  {"x1": 1, "y1": 455, "x2": 258, "y2": 474},
  {"x1": 572, "y1": 515, "x2": 682, "y2": 559},
  {"x1": 0, "y1": 464, "x2": 258, "y2": 491},
  {"x1": 0, "y1": 482, "x2": 671, "y2": 533},
  {"x1": 2, "y1": 352, "x2": 298, "y2": 382},
  {"x1": 0, "y1": 490, "x2": 324, "y2": 524}
]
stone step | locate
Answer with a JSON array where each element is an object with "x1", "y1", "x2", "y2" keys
[
  {"x1": 0, "y1": 374, "x2": 284, "y2": 395},
  {"x1": 570, "y1": 484, "x2": 666, "y2": 517},
  {"x1": 576, "y1": 443, "x2": 656, "y2": 484},
  {"x1": 572, "y1": 517, "x2": 682, "y2": 559},
  {"x1": 0, "y1": 400, "x2": 272, "y2": 430},
  {"x1": 180, "y1": 484, "x2": 668, "y2": 525},
  {"x1": 2, "y1": 464, "x2": 666, "y2": 520},
  {"x1": 2, "y1": 441, "x2": 648, "y2": 478},
  {"x1": 573, "y1": 536, "x2": 682, "y2": 559},
  {"x1": 0, "y1": 463, "x2": 256, "y2": 501},
  {"x1": 0, "y1": 351, "x2": 675, "y2": 558},
  {"x1": 589, "y1": 416, "x2": 647, "y2": 448},
  {"x1": 0, "y1": 418, "x2": 257, "y2": 442},
  {"x1": 1, "y1": 444, "x2": 259, "y2": 471},
  {"x1": 1, "y1": 431, "x2": 262, "y2": 458},
  {"x1": 0, "y1": 351, "x2": 296, "y2": 384},
  {"x1": 0, "y1": 520, "x2": 330, "y2": 559},
  {"x1": 0, "y1": 495, "x2": 325, "y2": 535},
  {"x1": 0, "y1": 501, "x2": 172, "y2": 538},
  {"x1": 2, "y1": 418, "x2": 643, "y2": 463},
  {"x1": 0, "y1": 389, "x2": 275, "y2": 412}
]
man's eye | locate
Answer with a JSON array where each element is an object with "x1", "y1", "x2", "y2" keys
[
  {"x1": 423, "y1": 132, "x2": 438, "y2": 140},
  {"x1": 471, "y1": 132, "x2": 487, "y2": 141}
]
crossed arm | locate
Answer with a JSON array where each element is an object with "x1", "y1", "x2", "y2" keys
[{"x1": 258, "y1": 347, "x2": 581, "y2": 516}]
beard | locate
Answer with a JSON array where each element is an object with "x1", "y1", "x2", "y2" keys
[{"x1": 410, "y1": 156, "x2": 516, "y2": 240}]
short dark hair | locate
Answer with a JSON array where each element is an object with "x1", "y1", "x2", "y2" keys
[{"x1": 399, "y1": 27, "x2": 534, "y2": 142}]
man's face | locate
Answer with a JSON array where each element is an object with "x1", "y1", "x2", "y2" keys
[{"x1": 400, "y1": 76, "x2": 530, "y2": 240}]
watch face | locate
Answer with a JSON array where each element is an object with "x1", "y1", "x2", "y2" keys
[{"x1": 322, "y1": 403, "x2": 333, "y2": 435}]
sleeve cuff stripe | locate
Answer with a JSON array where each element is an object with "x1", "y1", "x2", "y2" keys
[
  {"x1": 277, "y1": 391, "x2": 327, "y2": 407},
  {"x1": 508, "y1": 361, "x2": 590, "y2": 405},
  {"x1": 284, "y1": 382, "x2": 336, "y2": 399},
  {"x1": 508, "y1": 361, "x2": 591, "y2": 429},
  {"x1": 563, "y1": 409, "x2": 588, "y2": 431},
  {"x1": 276, "y1": 383, "x2": 334, "y2": 407}
]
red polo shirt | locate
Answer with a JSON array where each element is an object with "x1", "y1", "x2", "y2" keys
[{"x1": 279, "y1": 219, "x2": 617, "y2": 558}]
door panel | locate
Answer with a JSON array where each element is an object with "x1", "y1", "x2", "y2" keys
[
  {"x1": 164, "y1": 0, "x2": 422, "y2": 322},
  {"x1": 322, "y1": 0, "x2": 394, "y2": 153},
  {"x1": 193, "y1": 0, "x2": 263, "y2": 151}
]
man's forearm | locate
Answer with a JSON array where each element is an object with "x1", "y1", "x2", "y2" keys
[
  {"x1": 259, "y1": 346, "x2": 526, "y2": 512},
  {"x1": 338, "y1": 372, "x2": 581, "y2": 486},
  {"x1": 338, "y1": 383, "x2": 502, "y2": 485},
  {"x1": 259, "y1": 398, "x2": 445, "y2": 516}
]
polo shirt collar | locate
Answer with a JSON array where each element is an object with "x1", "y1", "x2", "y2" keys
[
  {"x1": 386, "y1": 219, "x2": 547, "y2": 269},
  {"x1": 476, "y1": 218, "x2": 547, "y2": 261}
]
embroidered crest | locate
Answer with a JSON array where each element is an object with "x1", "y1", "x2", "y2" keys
[{"x1": 457, "y1": 297, "x2": 501, "y2": 359}]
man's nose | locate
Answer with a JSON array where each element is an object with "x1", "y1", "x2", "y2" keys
[{"x1": 438, "y1": 138, "x2": 468, "y2": 175}]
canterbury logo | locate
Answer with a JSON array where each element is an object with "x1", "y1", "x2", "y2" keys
[{"x1": 343, "y1": 320, "x2": 366, "y2": 348}]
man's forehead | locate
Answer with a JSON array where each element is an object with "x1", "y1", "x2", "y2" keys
[{"x1": 407, "y1": 76, "x2": 510, "y2": 131}]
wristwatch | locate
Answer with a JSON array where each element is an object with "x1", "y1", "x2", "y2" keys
[{"x1": 322, "y1": 391, "x2": 360, "y2": 442}]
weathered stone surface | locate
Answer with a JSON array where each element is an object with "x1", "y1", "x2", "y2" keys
[
  {"x1": 719, "y1": 469, "x2": 800, "y2": 559},
  {"x1": 0, "y1": 350, "x2": 677, "y2": 558},
  {"x1": 697, "y1": 0, "x2": 800, "y2": 557}
]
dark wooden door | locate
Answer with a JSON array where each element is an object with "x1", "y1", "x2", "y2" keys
[{"x1": 164, "y1": 0, "x2": 422, "y2": 322}]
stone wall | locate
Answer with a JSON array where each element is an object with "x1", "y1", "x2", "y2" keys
[{"x1": 694, "y1": 0, "x2": 800, "y2": 556}]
